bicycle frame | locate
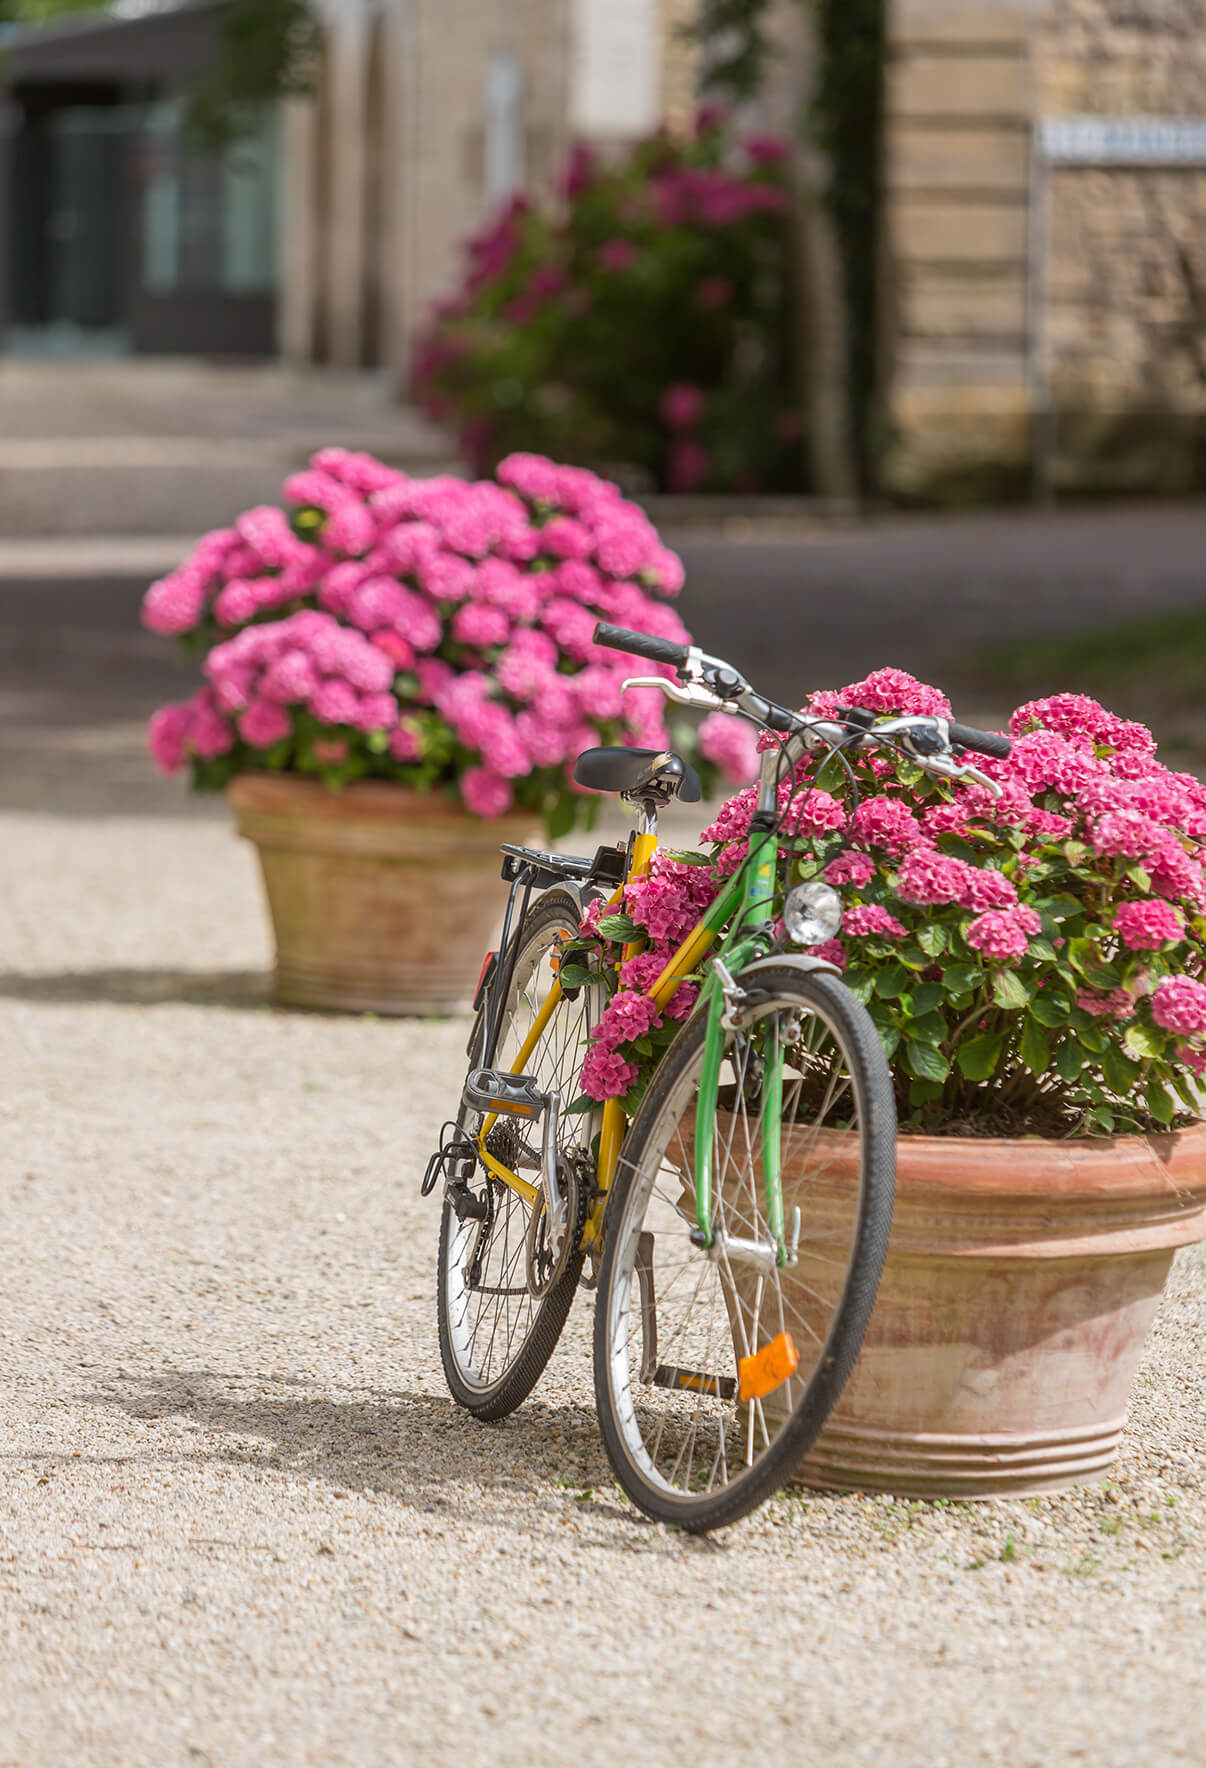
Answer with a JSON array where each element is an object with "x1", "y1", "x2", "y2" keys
[{"x1": 472, "y1": 766, "x2": 792, "y2": 1263}]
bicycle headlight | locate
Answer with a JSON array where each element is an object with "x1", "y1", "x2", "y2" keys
[{"x1": 783, "y1": 881, "x2": 842, "y2": 947}]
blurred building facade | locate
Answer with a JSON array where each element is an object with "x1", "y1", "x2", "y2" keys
[
  {"x1": 1, "y1": 0, "x2": 1200, "y2": 495},
  {"x1": 883, "y1": 0, "x2": 1206, "y2": 496}
]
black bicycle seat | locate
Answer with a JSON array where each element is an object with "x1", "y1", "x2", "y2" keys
[{"x1": 572, "y1": 746, "x2": 702, "y2": 803}]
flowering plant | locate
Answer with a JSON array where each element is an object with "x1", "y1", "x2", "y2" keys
[
  {"x1": 411, "y1": 112, "x2": 803, "y2": 494},
  {"x1": 142, "y1": 450, "x2": 751, "y2": 836},
  {"x1": 568, "y1": 669, "x2": 1206, "y2": 1137}
]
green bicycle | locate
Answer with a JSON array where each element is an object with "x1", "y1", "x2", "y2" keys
[{"x1": 426, "y1": 624, "x2": 1011, "y2": 1530}]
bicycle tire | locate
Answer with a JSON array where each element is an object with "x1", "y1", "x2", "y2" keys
[
  {"x1": 437, "y1": 892, "x2": 595, "y2": 1421},
  {"x1": 593, "y1": 965, "x2": 895, "y2": 1532}
]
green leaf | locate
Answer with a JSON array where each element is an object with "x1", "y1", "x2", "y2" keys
[
  {"x1": 565, "y1": 1093, "x2": 597, "y2": 1115},
  {"x1": 556, "y1": 963, "x2": 595, "y2": 992},
  {"x1": 1020, "y1": 1016, "x2": 1049, "y2": 1076},
  {"x1": 842, "y1": 968, "x2": 875, "y2": 1005},
  {"x1": 906, "y1": 1040, "x2": 951, "y2": 1083},
  {"x1": 1125, "y1": 864, "x2": 1152, "y2": 891},
  {"x1": 877, "y1": 1023, "x2": 901, "y2": 1060},
  {"x1": 632, "y1": 1035, "x2": 654, "y2": 1057},
  {"x1": 909, "y1": 1010, "x2": 948, "y2": 1046},
  {"x1": 1063, "y1": 841, "x2": 1088, "y2": 867},
  {"x1": 545, "y1": 789, "x2": 577, "y2": 843},
  {"x1": 991, "y1": 970, "x2": 1029, "y2": 1011},
  {"x1": 908, "y1": 1078, "x2": 944, "y2": 1106},
  {"x1": 956, "y1": 1031, "x2": 1006, "y2": 1081},
  {"x1": 1055, "y1": 1037, "x2": 1085, "y2": 1083},
  {"x1": 873, "y1": 963, "x2": 911, "y2": 1000},
  {"x1": 1028, "y1": 937, "x2": 1059, "y2": 964},
  {"x1": 1146, "y1": 1077, "x2": 1175, "y2": 1125},
  {"x1": 943, "y1": 962, "x2": 982, "y2": 998},
  {"x1": 1124, "y1": 1023, "x2": 1167, "y2": 1062},
  {"x1": 1086, "y1": 1105, "x2": 1116, "y2": 1134},
  {"x1": 665, "y1": 850, "x2": 713, "y2": 867},
  {"x1": 918, "y1": 925, "x2": 947, "y2": 958},
  {"x1": 910, "y1": 981, "x2": 944, "y2": 1016},
  {"x1": 897, "y1": 946, "x2": 930, "y2": 972},
  {"x1": 1029, "y1": 993, "x2": 1069, "y2": 1027},
  {"x1": 596, "y1": 913, "x2": 641, "y2": 944}
]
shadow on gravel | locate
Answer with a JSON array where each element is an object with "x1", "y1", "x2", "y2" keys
[
  {"x1": 0, "y1": 967, "x2": 271, "y2": 1008},
  {"x1": 83, "y1": 1368, "x2": 625, "y2": 1516}
]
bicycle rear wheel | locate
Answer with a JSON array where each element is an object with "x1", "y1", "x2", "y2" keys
[
  {"x1": 438, "y1": 892, "x2": 596, "y2": 1421},
  {"x1": 593, "y1": 965, "x2": 895, "y2": 1531}
]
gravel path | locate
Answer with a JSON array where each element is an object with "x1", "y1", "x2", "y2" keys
[{"x1": 0, "y1": 803, "x2": 1203, "y2": 1767}]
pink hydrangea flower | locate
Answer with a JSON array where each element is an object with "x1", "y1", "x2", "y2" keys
[
  {"x1": 1076, "y1": 988, "x2": 1135, "y2": 1020},
  {"x1": 964, "y1": 905, "x2": 1042, "y2": 962},
  {"x1": 1112, "y1": 900, "x2": 1185, "y2": 950},
  {"x1": 142, "y1": 569, "x2": 207, "y2": 637},
  {"x1": 852, "y1": 797, "x2": 921, "y2": 854},
  {"x1": 389, "y1": 723, "x2": 423, "y2": 763},
  {"x1": 460, "y1": 767, "x2": 514, "y2": 817},
  {"x1": 147, "y1": 701, "x2": 193, "y2": 773},
  {"x1": 591, "y1": 989, "x2": 663, "y2": 1052},
  {"x1": 311, "y1": 679, "x2": 360, "y2": 726},
  {"x1": 698, "y1": 712, "x2": 759, "y2": 784},
  {"x1": 1151, "y1": 976, "x2": 1206, "y2": 1036},
  {"x1": 660, "y1": 384, "x2": 705, "y2": 429},
  {"x1": 579, "y1": 1045, "x2": 639, "y2": 1102},
  {"x1": 844, "y1": 905, "x2": 908, "y2": 941},
  {"x1": 239, "y1": 699, "x2": 292, "y2": 747},
  {"x1": 824, "y1": 851, "x2": 876, "y2": 888}
]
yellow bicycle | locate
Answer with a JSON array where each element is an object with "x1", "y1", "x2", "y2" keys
[{"x1": 426, "y1": 623, "x2": 1009, "y2": 1529}]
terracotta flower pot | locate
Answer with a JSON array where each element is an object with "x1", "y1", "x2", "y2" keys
[
  {"x1": 777, "y1": 1120, "x2": 1206, "y2": 1498},
  {"x1": 227, "y1": 774, "x2": 532, "y2": 1015}
]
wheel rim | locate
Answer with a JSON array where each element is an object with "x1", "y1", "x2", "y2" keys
[
  {"x1": 604, "y1": 986, "x2": 869, "y2": 1508},
  {"x1": 443, "y1": 916, "x2": 595, "y2": 1396}
]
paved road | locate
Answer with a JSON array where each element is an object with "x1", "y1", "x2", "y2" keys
[{"x1": 0, "y1": 808, "x2": 1202, "y2": 1768}]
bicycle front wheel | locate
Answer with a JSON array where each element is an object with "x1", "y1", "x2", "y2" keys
[
  {"x1": 594, "y1": 965, "x2": 895, "y2": 1531},
  {"x1": 438, "y1": 893, "x2": 596, "y2": 1421}
]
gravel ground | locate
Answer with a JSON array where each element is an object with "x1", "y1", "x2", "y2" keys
[{"x1": 1, "y1": 803, "x2": 1204, "y2": 1768}]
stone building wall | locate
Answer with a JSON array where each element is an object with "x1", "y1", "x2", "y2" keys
[
  {"x1": 881, "y1": 0, "x2": 1206, "y2": 498},
  {"x1": 1036, "y1": 0, "x2": 1206, "y2": 489}
]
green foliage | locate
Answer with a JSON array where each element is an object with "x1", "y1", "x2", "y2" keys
[
  {"x1": 185, "y1": 0, "x2": 318, "y2": 148},
  {"x1": 412, "y1": 122, "x2": 803, "y2": 494}
]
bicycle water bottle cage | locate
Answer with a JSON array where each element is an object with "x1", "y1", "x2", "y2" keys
[{"x1": 462, "y1": 1068, "x2": 549, "y2": 1119}]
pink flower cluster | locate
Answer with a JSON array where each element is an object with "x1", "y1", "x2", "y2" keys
[
  {"x1": 1151, "y1": 975, "x2": 1206, "y2": 1037},
  {"x1": 143, "y1": 450, "x2": 758, "y2": 816},
  {"x1": 965, "y1": 905, "x2": 1042, "y2": 963},
  {"x1": 1112, "y1": 900, "x2": 1185, "y2": 951}
]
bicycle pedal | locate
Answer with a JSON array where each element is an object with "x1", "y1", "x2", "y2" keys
[
  {"x1": 652, "y1": 1364, "x2": 736, "y2": 1402},
  {"x1": 446, "y1": 1179, "x2": 489, "y2": 1223},
  {"x1": 462, "y1": 1068, "x2": 548, "y2": 1118}
]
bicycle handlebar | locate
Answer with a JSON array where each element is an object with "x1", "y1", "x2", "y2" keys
[
  {"x1": 945, "y1": 721, "x2": 1012, "y2": 760},
  {"x1": 591, "y1": 622, "x2": 1012, "y2": 762},
  {"x1": 592, "y1": 623, "x2": 691, "y2": 671}
]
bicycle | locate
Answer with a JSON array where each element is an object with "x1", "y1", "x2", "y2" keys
[{"x1": 425, "y1": 623, "x2": 1012, "y2": 1530}]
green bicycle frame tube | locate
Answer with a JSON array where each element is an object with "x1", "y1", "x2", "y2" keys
[{"x1": 692, "y1": 822, "x2": 785, "y2": 1252}]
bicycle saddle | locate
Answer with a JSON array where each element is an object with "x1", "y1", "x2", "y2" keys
[{"x1": 572, "y1": 746, "x2": 702, "y2": 803}]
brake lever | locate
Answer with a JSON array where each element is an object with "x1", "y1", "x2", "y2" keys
[
  {"x1": 620, "y1": 674, "x2": 726, "y2": 710},
  {"x1": 916, "y1": 753, "x2": 1003, "y2": 797}
]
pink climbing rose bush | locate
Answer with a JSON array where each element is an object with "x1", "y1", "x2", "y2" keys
[
  {"x1": 143, "y1": 449, "x2": 748, "y2": 836},
  {"x1": 566, "y1": 672, "x2": 1206, "y2": 1136}
]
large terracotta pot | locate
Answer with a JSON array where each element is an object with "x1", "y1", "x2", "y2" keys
[
  {"x1": 780, "y1": 1120, "x2": 1206, "y2": 1498},
  {"x1": 227, "y1": 774, "x2": 532, "y2": 1015}
]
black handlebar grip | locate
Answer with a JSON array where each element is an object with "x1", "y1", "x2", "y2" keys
[
  {"x1": 593, "y1": 623, "x2": 690, "y2": 670},
  {"x1": 948, "y1": 721, "x2": 1012, "y2": 760}
]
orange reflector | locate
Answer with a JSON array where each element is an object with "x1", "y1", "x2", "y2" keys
[{"x1": 738, "y1": 1331, "x2": 800, "y2": 1404}]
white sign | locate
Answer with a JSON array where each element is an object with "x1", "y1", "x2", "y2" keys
[
  {"x1": 1039, "y1": 115, "x2": 1206, "y2": 165},
  {"x1": 570, "y1": 0, "x2": 660, "y2": 139}
]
